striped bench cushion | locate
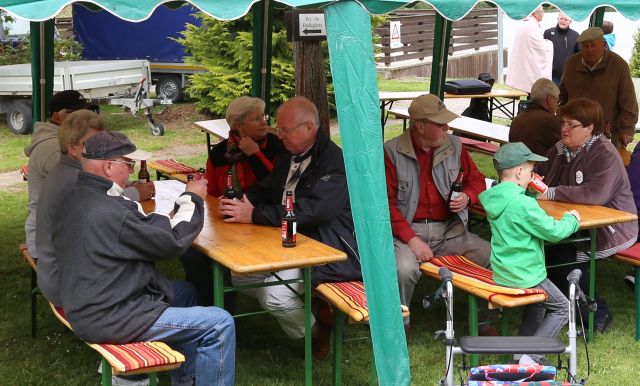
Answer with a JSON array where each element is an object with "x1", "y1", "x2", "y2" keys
[
  {"x1": 315, "y1": 281, "x2": 409, "y2": 323},
  {"x1": 19, "y1": 164, "x2": 29, "y2": 180},
  {"x1": 148, "y1": 159, "x2": 198, "y2": 175},
  {"x1": 613, "y1": 242, "x2": 640, "y2": 265},
  {"x1": 49, "y1": 304, "x2": 184, "y2": 374},
  {"x1": 423, "y1": 256, "x2": 546, "y2": 297}
]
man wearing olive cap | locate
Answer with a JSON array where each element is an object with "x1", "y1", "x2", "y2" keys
[
  {"x1": 383, "y1": 94, "x2": 490, "y2": 331},
  {"x1": 559, "y1": 27, "x2": 638, "y2": 151}
]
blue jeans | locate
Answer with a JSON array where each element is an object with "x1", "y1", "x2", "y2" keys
[{"x1": 136, "y1": 281, "x2": 236, "y2": 386}]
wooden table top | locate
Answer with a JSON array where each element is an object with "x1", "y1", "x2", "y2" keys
[
  {"x1": 378, "y1": 87, "x2": 527, "y2": 102},
  {"x1": 448, "y1": 116, "x2": 509, "y2": 144},
  {"x1": 538, "y1": 200, "x2": 638, "y2": 229},
  {"x1": 194, "y1": 119, "x2": 230, "y2": 139},
  {"x1": 144, "y1": 195, "x2": 347, "y2": 274}
]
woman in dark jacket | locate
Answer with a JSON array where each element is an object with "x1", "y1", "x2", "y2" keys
[
  {"x1": 204, "y1": 96, "x2": 284, "y2": 197},
  {"x1": 537, "y1": 98, "x2": 638, "y2": 333}
]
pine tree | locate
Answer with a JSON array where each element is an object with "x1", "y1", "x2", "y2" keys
[{"x1": 630, "y1": 28, "x2": 640, "y2": 78}]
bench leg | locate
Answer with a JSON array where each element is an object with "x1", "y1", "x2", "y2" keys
[
  {"x1": 30, "y1": 269, "x2": 37, "y2": 338},
  {"x1": 468, "y1": 294, "x2": 479, "y2": 367},
  {"x1": 149, "y1": 372, "x2": 158, "y2": 386},
  {"x1": 636, "y1": 266, "x2": 640, "y2": 341},
  {"x1": 101, "y1": 358, "x2": 112, "y2": 386},
  {"x1": 369, "y1": 348, "x2": 377, "y2": 386},
  {"x1": 332, "y1": 310, "x2": 346, "y2": 386}
]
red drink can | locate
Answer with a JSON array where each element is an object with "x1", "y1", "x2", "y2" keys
[{"x1": 528, "y1": 173, "x2": 548, "y2": 194}]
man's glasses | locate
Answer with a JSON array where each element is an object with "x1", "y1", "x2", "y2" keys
[
  {"x1": 275, "y1": 121, "x2": 308, "y2": 135},
  {"x1": 109, "y1": 159, "x2": 136, "y2": 169}
]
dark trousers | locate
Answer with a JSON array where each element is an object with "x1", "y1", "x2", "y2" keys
[
  {"x1": 180, "y1": 248, "x2": 236, "y2": 310},
  {"x1": 545, "y1": 244, "x2": 610, "y2": 320}
]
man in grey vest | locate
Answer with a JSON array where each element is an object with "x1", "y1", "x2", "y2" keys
[{"x1": 384, "y1": 94, "x2": 490, "y2": 332}]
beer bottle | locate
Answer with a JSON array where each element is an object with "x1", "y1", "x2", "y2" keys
[
  {"x1": 447, "y1": 168, "x2": 464, "y2": 205},
  {"x1": 282, "y1": 191, "x2": 296, "y2": 248},
  {"x1": 187, "y1": 174, "x2": 194, "y2": 182},
  {"x1": 224, "y1": 170, "x2": 237, "y2": 200},
  {"x1": 138, "y1": 160, "x2": 150, "y2": 183}
]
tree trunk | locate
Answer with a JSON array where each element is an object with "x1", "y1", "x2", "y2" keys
[{"x1": 293, "y1": 40, "x2": 330, "y2": 134}]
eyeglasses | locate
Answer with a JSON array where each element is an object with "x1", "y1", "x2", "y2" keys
[
  {"x1": 275, "y1": 121, "x2": 308, "y2": 135},
  {"x1": 561, "y1": 121, "x2": 583, "y2": 131},
  {"x1": 109, "y1": 159, "x2": 136, "y2": 169}
]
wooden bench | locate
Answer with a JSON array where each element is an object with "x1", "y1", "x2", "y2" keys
[
  {"x1": 147, "y1": 159, "x2": 201, "y2": 183},
  {"x1": 49, "y1": 304, "x2": 184, "y2": 386},
  {"x1": 459, "y1": 137, "x2": 499, "y2": 155},
  {"x1": 315, "y1": 281, "x2": 409, "y2": 386},
  {"x1": 19, "y1": 244, "x2": 39, "y2": 338},
  {"x1": 611, "y1": 242, "x2": 640, "y2": 341},
  {"x1": 420, "y1": 255, "x2": 547, "y2": 366}
]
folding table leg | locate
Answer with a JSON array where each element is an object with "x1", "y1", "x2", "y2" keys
[{"x1": 332, "y1": 311, "x2": 346, "y2": 385}]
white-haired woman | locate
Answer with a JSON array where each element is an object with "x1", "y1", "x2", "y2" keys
[{"x1": 204, "y1": 96, "x2": 284, "y2": 197}]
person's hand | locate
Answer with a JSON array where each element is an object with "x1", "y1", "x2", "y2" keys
[
  {"x1": 537, "y1": 189, "x2": 549, "y2": 200},
  {"x1": 219, "y1": 194, "x2": 254, "y2": 223},
  {"x1": 621, "y1": 134, "x2": 634, "y2": 147},
  {"x1": 132, "y1": 181, "x2": 155, "y2": 201},
  {"x1": 238, "y1": 137, "x2": 260, "y2": 156},
  {"x1": 449, "y1": 192, "x2": 469, "y2": 213},
  {"x1": 185, "y1": 178, "x2": 208, "y2": 200},
  {"x1": 407, "y1": 236, "x2": 434, "y2": 262},
  {"x1": 566, "y1": 209, "x2": 581, "y2": 222}
]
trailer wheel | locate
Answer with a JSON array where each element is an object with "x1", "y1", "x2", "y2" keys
[
  {"x1": 7, "y1": 101, "x2": 32, "y2": 134},
  {"x1": 156, "y1": 76, "x2": 183, "y2": 103},
  {"x1": 149, "y1": 121, "x2": 164, "y2": 136}
]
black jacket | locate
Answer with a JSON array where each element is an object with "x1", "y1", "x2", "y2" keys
[
  {"x1": 247, "y1": 129, "x2": 362, "y2": 286},
  {"x1": 544, "y1": 25, "x2": 580, "y2": 81}
]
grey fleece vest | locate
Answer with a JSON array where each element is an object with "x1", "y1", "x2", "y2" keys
[{"x1": 384, "y1": 130, "x2": 468, "y2": 226}]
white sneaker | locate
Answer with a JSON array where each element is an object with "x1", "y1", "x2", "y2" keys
[{"x1": 518, "y1": 354, "x2": 538, "y2": 366}]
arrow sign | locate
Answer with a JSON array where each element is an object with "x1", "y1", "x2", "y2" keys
[{"x1": 298, "y1": 13, "x2": 326, "y2": 37}]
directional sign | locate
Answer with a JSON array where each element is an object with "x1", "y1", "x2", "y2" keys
[{"x1": 299, "y1": 13, "x2": 326, "y2": 38}]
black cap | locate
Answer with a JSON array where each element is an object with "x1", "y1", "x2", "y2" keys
[
  {"x1": 49, "y1": 90, "x2": 90, "y2": 113},
  {"x1": 82, "y1": 131, "x2": 151, "y2": 161}
]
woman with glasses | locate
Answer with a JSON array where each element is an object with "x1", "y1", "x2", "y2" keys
[
  {"x1": 536, "y1": 97, "x2": 637, "y2": 334},
  {"x1": 185, "y1": 96, "x2": 284, "y2": 307},
  {"x1": 203, "y1": 96, "x2": 284, "y2": 198}
]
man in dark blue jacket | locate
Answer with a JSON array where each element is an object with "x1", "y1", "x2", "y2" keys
[
  {"x1": 544, "y1": 13, "x2": 580, "y2": 84},
  {"x1": 54, "y1": 131, "x2": 235, "y2": 385}
]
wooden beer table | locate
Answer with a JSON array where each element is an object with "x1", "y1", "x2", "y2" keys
[
  {"x1": 194, "y1": 196, "x2": 346, "y2": 386},
  {"x1": 194, "y1": 119, "x2": 230, "y2": 151}
]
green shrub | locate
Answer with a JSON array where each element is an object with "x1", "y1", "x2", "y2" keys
[
  {"x1": 630, "y1": 28, "x2": 640, "y2": 78},
  {"x1": 177, "y1": 12, "x2": 295, "y2": 116}
]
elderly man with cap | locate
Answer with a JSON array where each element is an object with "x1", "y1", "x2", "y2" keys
[
  {"x1": 559, "y1": 26, "x2": 638, "y2": 152},
  {"x1": 383, "y1": 94, "x2": 490, "y2": 332},
  {"x1": 54, "y1": 131, "x2": 236, "y2": 385}
]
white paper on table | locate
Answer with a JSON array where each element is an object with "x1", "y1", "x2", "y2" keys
[{"x1": 152, "y1": 180, "x2": 186, "y2": 214}]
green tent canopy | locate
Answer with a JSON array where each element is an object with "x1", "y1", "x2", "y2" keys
[{"x1": 4, "y1": 1, "x2": 639, "y2": 385}]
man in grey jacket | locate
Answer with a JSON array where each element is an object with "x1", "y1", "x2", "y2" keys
[{"x1": 54, "y1": 131, "x2": 235, "y2": 385}]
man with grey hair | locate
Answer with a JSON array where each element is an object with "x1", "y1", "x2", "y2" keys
[
  {"x1": 560, "y1": 27, "x2": 638, "y2": 151},
  {"x1": 219, "y1": 96, "x2": 362, "y2": 358},
  {"x1": 544, "y1": 12, "x2": 580, "y2": 85},
  {"x1": 506, "y1": 6, "x2": 553, "y2": 93},
  {"x1": 509, "y1": 78, "x2": 562, "y2": 156}
]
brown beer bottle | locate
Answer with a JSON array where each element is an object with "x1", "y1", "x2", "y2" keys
[
  {"x1": 187, "y1": 174, "x2": 194, "y2": 182},
  {"x1": 447, "y1": 167, "x2": 464, "y2": 205},
  {"x1": 224, "y1": 170, "x2": 237, "y2": 200},
  {"x1": 281, "y1": 191, "x2": 296, "y2": 248},
  {"x1": 138, "y1": 160, "x2": 150, "y2": 183}
]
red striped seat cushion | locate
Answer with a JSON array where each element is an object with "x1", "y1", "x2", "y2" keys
[
  {"x1": 49, "y1": 304, "x2": 184, "y2": 374},
  {"x1": 148, "y1": 159, "x2": 197, "y2": 174},
  {"x1": 423, "y1": 255, "x2": 546, "y2": 297},
  {"x1": 315, "y1": 281, "x2": 409, "y2": 323},
  {"x1": 19, "y1": 164, "x2": 29, "y2": 180},
  {"x1": 616, "y1": 242, "x2": 640, "y2": 262}
]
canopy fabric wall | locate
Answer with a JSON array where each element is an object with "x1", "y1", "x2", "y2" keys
[{"x1": 3, "y1": 1, "x2": 639, "y2": 384}]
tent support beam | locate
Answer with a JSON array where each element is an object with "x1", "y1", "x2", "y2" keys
[
  {"x1": 30, "y1": 20, "x2": 54, "y2": 126},
  {"x1": 429, "y1": 13, "x2": 452, "y2": 100},
  {"x1": 251, "y1": 0, "x2": 273, "y2": 114}
]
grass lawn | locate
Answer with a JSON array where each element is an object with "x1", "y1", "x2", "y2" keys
[{"x1": 1, "y1": 84, "x2": 640, "y2": 384}]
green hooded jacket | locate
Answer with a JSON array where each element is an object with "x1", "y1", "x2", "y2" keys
[{"x1": 479, "y1": 181, "x2": 580, "y2": 288}]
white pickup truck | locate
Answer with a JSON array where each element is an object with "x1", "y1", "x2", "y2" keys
[{"x1": 0, "y1": 59, "x2": 154, "y2": 134}]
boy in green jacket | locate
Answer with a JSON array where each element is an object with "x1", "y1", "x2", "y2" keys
[{"x1": 479, "y1": 142, "x2": 580, "y2": 365}]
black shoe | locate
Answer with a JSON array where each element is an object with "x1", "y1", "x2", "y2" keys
[
  {"x1": 624, "y1": 270, "x2": 635, "y2": 290},
  {"x1": 595, "y1": 311, "x2": 613, "y2": 334}
]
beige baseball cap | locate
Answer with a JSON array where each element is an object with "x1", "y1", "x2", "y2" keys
[
  {"x1": 577, "y1": 27, "x2": 604, "y2": 43},
  {"x1": 408, "y1": 94, "x2": 458, "y2": 124}
]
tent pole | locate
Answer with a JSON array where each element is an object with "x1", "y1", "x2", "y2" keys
[
  {"x1": 429, "y1": 13, "x2": 452, "y2": 99},
  {"x1": 497, "y1": 9, "x2": 504, "y2": 84},
  {"x1": 30, "y1": 20, "x2": 54, "y2": 127},
  {"x1": 590, "y1": 7, "x2": 605, "y2": 27}
]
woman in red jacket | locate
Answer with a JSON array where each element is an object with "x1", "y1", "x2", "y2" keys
[{"x1": 205, "y1": 96, "x2": 284, "y2": 197}]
